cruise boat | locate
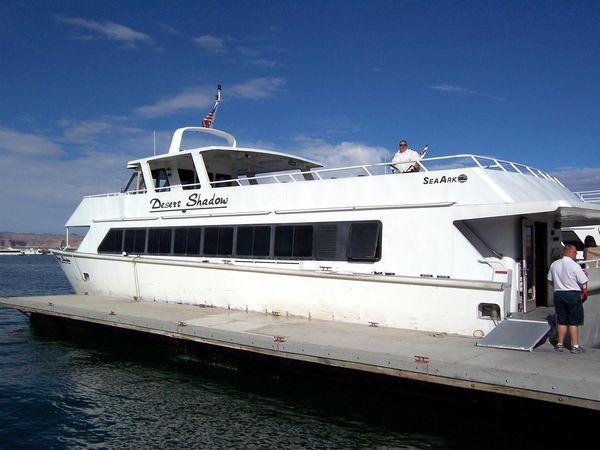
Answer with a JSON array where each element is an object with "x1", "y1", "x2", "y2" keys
[
  {"x1": 22, "y1": 248, "x2": 45, "y2": 255},
  {"x1": 52, "y1": 96, "x2": 600, "y2": 339},
  {"x1": 0, "y1": 247, "x2": 24, "y2": 256}
]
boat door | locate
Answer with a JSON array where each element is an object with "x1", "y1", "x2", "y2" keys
[{"x1": 521, "y1": 220, "x2": 549, "y2": 312}]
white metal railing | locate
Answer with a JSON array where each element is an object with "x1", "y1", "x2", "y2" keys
[
  {"x1": 575, "y1": 190, "x2": 600, "y2": 203},
  {"x1": 85, "y1": 154, "x2": 563, "y2": 198},
  {"x1": 208, "y1": 154, "x2": 564, "y2": 188}
]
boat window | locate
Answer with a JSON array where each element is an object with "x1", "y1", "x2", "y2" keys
[
  {"x1": 204, "y1": 227, "x2": 234, "y2": 256},
  {"x1": 347, "y1": 221, "x2": 382, "y2": 262},
  {"x1": 274, "y1": 226, "x2": 294, "y2": 257},
  {"x1": 274, "y1": 225, "x2": 313, "y2": 258},
  {"x1": 173, "y1": 227, "x2": 202, "y2": 255},
  {"x1": 97, "y1": 220, "x2": 381, "y2": 263},
  {"x1": 219, "y1": 227, "x2": 234, "y2": 255},
  {"x1": 208, "y1": 172, "x2": 234, "y2": 188},
  {"x1": 152, "y1": 168, "x2": 170, "y2": 192},
  {"x1": 178, "y1": 169, "x2": 199, "y2": 190},
  {"x1": 236, "y1": 226, "x2": 253, "y2": 256},
  {"x1": 123, "y1": 170, "x2": 146, "y2": 194},
  {"x1": 253, "y1": 226, "x2": 271, "y2": 256},
  {"x1": 204, "y1": 228, "x2": 219, "y2": 255},
  {"x1": 561, "y1": 231, "x2": 584, "y2": 251},
  {"x1": 147, "y1": 228, "x2": 173, "y2": 255},
  {"x1": 315, "y1": 224, "x2": 339, "y2": 260},
  {"x1": 123, "y1": 228, "x2": 147, "y2": 254},
  {"x1": 98, "y1": 229, "x2": 124, "y2": 253},
  {"x1": 237, "y1": 226, "x2": 271, "y2": 257},
  {"x1": 294, "y1": 225, "x2": 314, "y2": 257}
]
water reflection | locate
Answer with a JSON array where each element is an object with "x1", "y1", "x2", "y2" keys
[{"x1": 26, "y1": 319, "x2": 450, "y2": 449}]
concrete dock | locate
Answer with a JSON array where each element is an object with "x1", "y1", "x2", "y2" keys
[{"x1": 2, "y1": 294, "x2": 600, "y2": 411}]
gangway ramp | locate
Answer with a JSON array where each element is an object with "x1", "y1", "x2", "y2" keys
[{"x1": 476, "y1": 319, "x2": 551, "y2": 352}]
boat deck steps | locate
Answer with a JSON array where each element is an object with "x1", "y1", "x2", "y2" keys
[{"x1": 2, "y1": 294, "x2": 600, "y2": 411}]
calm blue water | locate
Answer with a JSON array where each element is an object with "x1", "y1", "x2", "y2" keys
[{"x1": 0, "y1": 256, "x2": 595, "y2": 449}]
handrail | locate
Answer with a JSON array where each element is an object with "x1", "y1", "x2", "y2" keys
[
  {"x1": 583, "y1": 258, "x2": 600, "y2": 269},
  {"x1": 575, "y1": 190, "x2": 600, "y2": 203}
]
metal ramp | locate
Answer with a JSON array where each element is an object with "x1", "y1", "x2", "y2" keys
[{"x1": 476, "y1": 319, "x2": 550, "y2": 352}]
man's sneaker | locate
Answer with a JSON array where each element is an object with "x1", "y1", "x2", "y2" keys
[
  {"x1": 571, "y1": 345, "x2": 585, "y2": 354},
  {"x1": 555, "y1": 343, "x2": 564, "y2": 352}
]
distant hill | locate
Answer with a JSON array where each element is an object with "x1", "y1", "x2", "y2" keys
[{"x1": 0, "y1": 231, "x2": 83, "y2": 250}]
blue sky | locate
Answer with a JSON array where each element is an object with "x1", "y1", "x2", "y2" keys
[{"x1": 1, "y1": 0, "x2": 599, "y2": 233}]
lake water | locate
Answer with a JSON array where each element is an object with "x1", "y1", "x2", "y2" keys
[{"x1": 0, "y1": 256, "x2": 596, "y2": 449}]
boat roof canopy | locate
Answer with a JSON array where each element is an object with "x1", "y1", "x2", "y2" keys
[
  {"x1": 127, "y1": 147, "x2": 321, "y2": 174},
  {"x1": 127, "y1": 126, "x2": 322, "y2": 175},
  {"x1": 558, "y1": 205, "x2": 600, "y2": 227},
  {"x1": 199, "y1": 148, "x2": 322, "y2": 175}
]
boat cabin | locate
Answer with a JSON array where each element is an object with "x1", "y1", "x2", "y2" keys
[{"x1": 122, "y1": 127, "x2": 321, "y2": 195}]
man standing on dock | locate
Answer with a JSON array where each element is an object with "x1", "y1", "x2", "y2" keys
[{"x1": 547, "y1": 244, "x2": 589, "y2": 353}]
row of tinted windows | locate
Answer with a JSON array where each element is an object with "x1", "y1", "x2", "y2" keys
[{"x1": 98, "y1": 221, "x2": 382, "y2": 262}]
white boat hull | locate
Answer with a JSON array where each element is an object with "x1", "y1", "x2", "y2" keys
[
  {"x1": 54, "y1": 251, "x2": 506, "y2": 337},
  {"x1": 52, "y1": 121, "x2": 600, "y2": 344}
]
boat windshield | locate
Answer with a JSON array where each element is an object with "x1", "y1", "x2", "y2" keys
[{"x1": 123, "y1": 168, "x2": 146, "y2": 194}]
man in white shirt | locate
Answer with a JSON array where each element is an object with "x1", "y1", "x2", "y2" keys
[
  {"x1": 547, "y1": 244, "x2": 589, "y2": 353},
  {"x1": 391, "y1": 140, "x2": 420, "y2": 173}
]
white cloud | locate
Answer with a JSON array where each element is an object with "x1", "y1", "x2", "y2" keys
[
  {"x1": 192, "y1": 35, "x2": 227, "y2": 53},
  {"x1": 429, "y1": 83, "x2": 504, "y2": 101},
  {"x1": 249, "y1": 59, "x2": 282, "y2": 68},
  {"x1": 192, "y1": 35, "x2": 286, "y2": 68},
  {"x1": 430, "y1": 84, "x2": 466, "y2": 93},
  {"x1": 229, "y1": 77, "x2": 285, "y2": 99},
  {"x1": 0, "y1": 127, "x2": 64, "y2": 158},
  {"x1": 133, "y1": 78, "x2": 285, "y2": 118},
  {"x1": 159, "y1": 23, "x2": 183, "y2": 36},
  {"x1": 57, "y1": 117, "x2": 144, "y2": 144},
  {"x1": 552, "y1": 167, "x2": 600, "y2": 193},
  {"x1": 236, "y1": 46, "x2": 260, "y2": 57},
  {"x1": 292, "y1": 136, "x2": 389, "y2": 168},
  {"x1": 56, "y1": 16, "x2": 154, "y2": 49},
  {"x1": 0, "y1": 125, "x2": 162, "y2": 233},
  {"x1": 133, "y1": 89, "x2": 214, "y2": 118}
]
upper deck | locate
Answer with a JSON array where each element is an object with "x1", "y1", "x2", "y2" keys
[
  {"x1": 68, "y1": 125, "x2": 600, "y2": 236},
  {"x1": 91, "y1": 126, "x2": 565, "y2": 198}
]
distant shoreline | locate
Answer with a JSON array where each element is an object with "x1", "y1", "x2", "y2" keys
[{"x1": 0, "y1": 231, "x2": 82, "y2": 250}]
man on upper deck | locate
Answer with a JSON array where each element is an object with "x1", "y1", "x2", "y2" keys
[
  {"x1": 547, "y1": 243, "x2": 589, "y2": 353},
  {"x1": 391, "y1": 140, "x2": 420, "y2": 173}
]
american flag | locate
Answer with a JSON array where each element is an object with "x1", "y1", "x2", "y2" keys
[
  {"x1": 201, "y1": 109, "x2": 215, "y2": 128},
  {"x1": 201, "y1": 85, "x2": 222, "y2": 128}
]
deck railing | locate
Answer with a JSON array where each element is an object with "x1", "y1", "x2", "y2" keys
[
  {"x1": 85, "y1": 154, "x2": 563, "y2": 198},
  {"x1": 208, "y1": 154, "x2": 564, "y2": 188},
  {"x1": 575, "y1": 190, "x2": 600, "y2": 203}
]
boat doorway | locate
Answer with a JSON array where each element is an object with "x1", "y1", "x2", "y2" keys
[{"x1": 521, "y1": 221, "x2": 549, "y2": 312}]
